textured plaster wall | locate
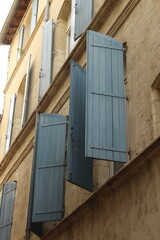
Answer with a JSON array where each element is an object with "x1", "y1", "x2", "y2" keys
[
  {"x1": 1, "y1": 0, "x2": 160, "y2": 239},
  {"x1": 0, "y1": 150, "x2": 33, "y2": 240},
  {"x1": 43, "y1": 151, "x2": 160, "y2": 240}
]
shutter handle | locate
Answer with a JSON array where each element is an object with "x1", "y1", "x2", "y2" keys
[
  {"x1": 71, "y1": 127, "x2": 74, "y2": 143},
  {"x1": 74, "y1": 3, "x2": 77, "y2": 14},
  {"x1": 39, "y1": 69, "x2": 42, "y2": 79}
]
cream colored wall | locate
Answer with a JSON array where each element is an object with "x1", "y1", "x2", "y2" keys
[
  {"x1": 0, "y1": 149, "x2": 33, "y2": 240},
  {"x1": 43, "y1": 145, "x2": 160, "y2": 240},
  {"x1": 94, "y1": 0, "x2": 106, "y2": 14},
  {"x1": 10, "y1": 151, "x2": 33, "y2": 240},
  {"x1": 1, "y1": 0, "x2": 160, "y2": 239},
  {"x1": 12, "y1": 77, "x2": 26, "y2": 142},
  {"x1": 109, "y1": 0, "x2": 158, "y2": 158},
  {"x1": 0, "y1": 21, "x2": 44, "y2": 160},
  {"x1": 7, "y1": 0, "x2": 46, "y2": 81}
]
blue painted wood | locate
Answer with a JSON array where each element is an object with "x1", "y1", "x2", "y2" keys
[
  {"x1": 39, "y1": 20, "x2": 55, "y2": 101},
  {"x1": 67, "y1": 60, "x2": 93, "y2": 192},
  {"x1": 30, "y1": 0, "x2": 39, "y2": 34},
  {"x1": 85, "y1": 30, "x2": 128, "y2": 162},
  {"x1": 21, "y1": 54, "x2": 32, "y2": 128},
  {"x1": 17, "y1": 25, "x2": 25, "y2": 61},
  {"x1": 31, "y1": 114, "x2": 67, "y2": 223},
  {"x1": 74, "y1": 0, "x2": 93, "y2": 40},
  {"x1": 0, "y1": 182, "x2": 17, "y2": 240},
  {"x1": 5, "y1": 94, "x2": 16, "y2": 154}
]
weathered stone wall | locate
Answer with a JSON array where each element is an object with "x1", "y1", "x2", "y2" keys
[
  {"x1": 0, "y1": 0, "x2": 160, "y2": 239},
  {"x1": 42, "y1": 138, "x2": 160, "y2": 240}
]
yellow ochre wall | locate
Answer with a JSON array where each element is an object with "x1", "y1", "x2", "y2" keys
[{"x1": 0, "y1": 0, "x2": 160, "y2": 239}]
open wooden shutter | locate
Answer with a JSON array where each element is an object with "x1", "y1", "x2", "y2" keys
[
  {"x1": 39, "y1": 20, "x2": 54, "y2": 101},
  {"x1": 31, "y1": 114, "x2": 67, "y2": 225},
  {"x1": 67, "y1": 61, "x2": 93, "y2": 192},
  {"x1": 85, "y1": 30, "x2": 128, "y2": 162},
  {"x1": 17, "y1": 25, "x2": 25, "y2": 61},
  {"x1": 5, "y1": 94, "x2": 16, "y2": 154},
  {"x1": 30, "y1": 0, "x2": 39, "y2": 34},
  {"x1": 74, "y1": 0, "x2": 93, "y2": 40},
  {"x1": 0, "y1": 182, "x2": 17, "y2": 240},
  {"x1": 21, "y1": 55, "x2": 32, "y2": 128}
]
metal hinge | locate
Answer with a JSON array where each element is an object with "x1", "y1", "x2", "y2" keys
[
  {"x1": 75, "y1": 3, "x2": 77, "y2": 14},
  {"x1": 90, "y1": 91, "x2": 128, "y2": 100},
  {"x1": 91, "y1": 44, "x2": 126, "y2": 52}
]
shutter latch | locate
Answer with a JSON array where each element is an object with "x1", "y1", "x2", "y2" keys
[
  {"x1": 39, "y1": 69, "x2": 42, "y2": 79},
  {"x1": 74, "y1": 3, "x2": 77, "y2": 14}
]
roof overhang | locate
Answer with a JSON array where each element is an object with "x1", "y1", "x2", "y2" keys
[{"x1": 0, "y1": 0, "x2": 31, "y2": 45}]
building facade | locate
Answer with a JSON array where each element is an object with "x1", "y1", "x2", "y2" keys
[{"x1": 0, "y1": 0, "x2": 160, "y2": 239}]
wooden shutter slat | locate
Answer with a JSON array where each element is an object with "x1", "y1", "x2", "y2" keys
[
  {"x1": 30, "y1": 0, "x2": 39, "y2": 34},
  {"x1": 5, "y1": 94, "x2": 16, "y2": 154},
  {"x1": 85, "y1": 30, "x2": 128, "y2": 162},
  {"x1": 21, "y1": 54, "x2": 32, "y2": 128},
  {"x1": 67, "y1": 61, "x2": 93, "y2": 192},
  {"x1": 39, "y1": 20, "x2": 55, "y2": 101},
  {"x1": 0, "y1": 182, "x2": 17, "y2": 240},
  {"x1": 31, "y1": 114, "x2": 67, "y2": 224},
  {"x1": 74, "y1": 0, "x2": 93, "y2": 40},
  {"x1": 17, "y1": 25, "x2": 25, "y2": 61}
]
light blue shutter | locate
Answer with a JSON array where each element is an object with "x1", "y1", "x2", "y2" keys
[
  {"x1": 17, "y1": 25, "x2": 25, "y2": 61},
  {"x1": 30, "y1": 0, "x2": 39, "y2": 34},
  {"x1": 74, "y1": 0, "x2": 93, "y2": 40},
  {"x1": 0, "y1": 182, "x2": 17, "y2": 240},
  {"x1": 21, "y1": 55, "x2": 32, "y2": 128},
  {"x1": 5, "y1": 94, "x2": 16, "y2": 154},
  {"x1": 85, "y1": 30, "x2": 128, "y2": 162},
  {"x1": 31, "y1": 114, "x2": 67, "y2": 223},
  {"x1": 67, "y1": 61, "x2": 93, "y2": 192},
  {"x1": 39, "y1": 20, "x2": 54, "y2": 101}
]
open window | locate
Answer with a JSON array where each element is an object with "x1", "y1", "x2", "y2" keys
[
  {"x1": 5, "y1": 94, "x2": 16, "y2": 154},
  {"x1": 30, "y1": 0, "x2": 39, "y2": 34},
  {"x1": 67, "y1": 31, "x2": 128, "y2": 191},
  {"x1": 11, "y1": 78, "x2": 26, "y2": 141},
  {"x1": 0, "y1": 182, "x2": 17, "y2": 239},
  {"x1": 17, "y1": 25, "x2": 25, "y2": 61},
  {"x1": 28, "y1": 114, "x2": 67, "y2": 237}
]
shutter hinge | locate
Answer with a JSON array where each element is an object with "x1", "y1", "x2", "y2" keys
[
  {"x1": 38, "y1": 96, "x2": 41, "y2": 102},
  {"x1": 39, "y1": 70, "x2": 42, "y2": 79},
  {"x1": 128, "y1": 148, "x2": 131, "y2": 155},
  {"x1": 90, "y1": 145, "x2": 128, "y2": 153},
  {"x1": 74, "y1": 3, "x2": 77, "y2": 14},
  {"x1": 69, "y1": 172, "x2": 72, "y2": 181}
]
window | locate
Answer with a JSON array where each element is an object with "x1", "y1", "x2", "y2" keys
[
  {"x1": 85, "y1": 31, "x2": 128, "y2": 162},
  {"x1": 67, "y1": 60, "x2": 93, "y2": 192},
  {"x1": 21, "y1": 55, "x2": 32, "y2": 128},
  {"x1": 5, "y1": 94, "x2": 16, "y2": 154},
  {"x1": 66, "y1": 26, "x2": 71, "y2": 57},
  {"x1": 0, "y1": 182, "x2": 17, "y2": 239},
  {"x1": 67, "y1": 31, "x2": 128, "y2": 191},
  {"x1": 17, "y1": 25, "x2": 25, "y2": 61},
  {"x1": 30, "y1": 0, "x2": 39, "y2": 34},
  {"x1": 38, "y1": 20, "x2": 55, "y2": 101},
  {"x1": 73, "y1": 0, "x2": 93, "y2": 40},
  {"x1": 29, "y1": 114, "x2": 67, "y2": 237}
]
